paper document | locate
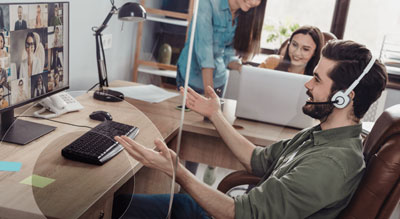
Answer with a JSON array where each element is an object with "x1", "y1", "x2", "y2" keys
[
  {"x1": 0, "y1": 161, "x2": 22, "y2": 172},
  {"x1": 111, "y1": 85, "x2": 179, "y2": 103},
  {"x1": 20, "y1": 174, "x2": 55, "y2": 188},
  {"x1": 362, "y1": 121, "x2": 374, "y2": 135}
]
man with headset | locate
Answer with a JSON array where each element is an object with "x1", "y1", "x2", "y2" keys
[{"x1": 114, "y1": 40, "x2": 387, "y2": 218}]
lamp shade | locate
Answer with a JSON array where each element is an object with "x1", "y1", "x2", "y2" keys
[{"x1": 118, "y1": 2, "x2": 146, "y2": 22}]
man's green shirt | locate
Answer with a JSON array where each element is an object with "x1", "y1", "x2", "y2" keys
[{"x1": 235, "y1": 124, "x2": 364, "y2": 219}]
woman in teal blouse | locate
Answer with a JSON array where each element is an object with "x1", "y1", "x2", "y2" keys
[{"x1": 176, "y1": 0, "x2": 267, "y2": 96}]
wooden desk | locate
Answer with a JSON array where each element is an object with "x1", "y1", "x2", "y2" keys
[
  {"x1": 0, "y1": 92, "x2": 168, "y2": 219},
  {"x1": 111, "y1": 80, "x2": 299, "y2": 171}
]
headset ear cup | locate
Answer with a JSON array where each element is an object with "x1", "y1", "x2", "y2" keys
[{"x1": 331, "y1": 91, "x2": 350, "y2": 109}]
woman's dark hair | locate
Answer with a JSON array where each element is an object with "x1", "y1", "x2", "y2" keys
[
  {"x1": 0, "y1": 32, "x2": 4, "y2": 49},
  {"x1": 277, "y1": 38, "x2": 289, "y2": 56},
  {"x1": 0, "y1": 7, "x2": 4, "y2": 30},
  {"x1": 25, "y1": 32, "x2": 36, "y2": 52},
  {"x1": 322, "y1": 40, "x2": 388, "y2": 120},
  {"x1": 275, "y1": 25, "x2": 323, "y2": 76},
  {"x1": 233, "y1": 0, "x2": 267, "y2": 61}
]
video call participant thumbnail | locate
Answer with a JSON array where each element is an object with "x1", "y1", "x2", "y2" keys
[{"x1": 14, "y1": 6, "x2": 27, "y2": 31}]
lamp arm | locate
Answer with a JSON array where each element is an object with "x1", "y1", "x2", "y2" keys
[
  {"x1": 93, "y1": 5, "x2": 117, "y2": 89},
  {"x1": 94, "y1": 6, "x2": 118, "y2": 34},
  {"x1": 95, "y1": 34, "x2": 108, "y2": 88}
]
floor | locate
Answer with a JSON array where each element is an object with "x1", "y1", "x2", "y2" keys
[{"x1": 193, "y1": 163, "x2": 400, "y2": 219}]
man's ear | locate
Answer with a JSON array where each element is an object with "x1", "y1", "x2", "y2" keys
[{"x1": 349, "y1": 90, "x2": 355, "y2": 101}]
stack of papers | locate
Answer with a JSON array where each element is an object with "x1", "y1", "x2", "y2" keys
[
  {"x1": 362, "y1": 122, "x2": 375, "y2": 135},
  {"x1": 111, "y1": 85, "x2": 179, "y2": 103}
]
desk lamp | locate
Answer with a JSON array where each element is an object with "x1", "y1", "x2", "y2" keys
[{"x1": 92, "y1": 1, "x2": 146, "y2": 102}]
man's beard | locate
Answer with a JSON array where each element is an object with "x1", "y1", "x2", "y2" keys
[{"x1": 302, "y1": 90, "x2": 335, "y2": 122}]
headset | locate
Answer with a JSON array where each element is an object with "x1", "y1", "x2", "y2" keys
[{"x1": 306, "y1": 56, "x2": 376, "y2": 109}]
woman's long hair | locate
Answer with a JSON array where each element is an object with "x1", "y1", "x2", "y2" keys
[
  {"x1": 0, "y1": 7, "x2": 4, "y2": 30},
  {"x1": 233, "y1": 0, "x2": 267, "y2": 61},
  {"x1": 275, "y1": 25, "x2": 323, "y2": 76}
]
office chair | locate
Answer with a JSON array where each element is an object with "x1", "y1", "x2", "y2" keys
[
  {"x1": 322, "y1": 31, "x2": 337, "y2": 45},
  {"x1": 217, "y1": 104, "x2": 400, "y2": 219}
]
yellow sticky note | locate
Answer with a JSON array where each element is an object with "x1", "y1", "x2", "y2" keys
[{"x1": 20, "y1": 175, "x2": 55, "y2": 188}]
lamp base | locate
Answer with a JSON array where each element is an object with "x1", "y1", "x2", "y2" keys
[{"x1": 93, "y1": 89, "x2": 124, "y2": 102}]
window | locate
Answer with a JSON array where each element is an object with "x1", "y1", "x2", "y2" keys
[
  {"x1": 343, "y1": 0, "x2": 400, "y2": 55},
  {"x1": 261, "y1": 0, "x2": 336, "y2": 51}
]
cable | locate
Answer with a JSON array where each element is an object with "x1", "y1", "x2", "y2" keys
[
  {"x1": 87, "y1": 82, "x2": 99, "y2": 93},
  {"x1": 166, "y1": 0, "x2": 199, "y2": 218},
  {"x1": 17, "y1": 115, "x2": 93, "y2": 129}
]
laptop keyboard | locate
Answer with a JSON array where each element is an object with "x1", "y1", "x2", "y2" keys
[{"x1": 61, "y1": 120, "x2": 139, "y2": 165}]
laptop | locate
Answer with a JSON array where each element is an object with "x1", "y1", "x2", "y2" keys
[{"x1": 235, "y1": 65, "x2": 317, "y2": 129}]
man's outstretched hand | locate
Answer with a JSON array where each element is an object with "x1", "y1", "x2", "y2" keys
[
  {"x1": 115, "y1": 136, "x2": 177, "y2": 177},
  {"x1": 179, "y1": 86, "x2": 221, "y2": 120}
]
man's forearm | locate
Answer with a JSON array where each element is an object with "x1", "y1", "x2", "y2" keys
[
  {"x1": 210, "y1": 111, "x2": 255, "y2": 172},
  {"x1": 177, "y1": 164, "x2": 235, "y2": 219}
]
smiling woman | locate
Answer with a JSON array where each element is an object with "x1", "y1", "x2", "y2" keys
[{"x1": 259, "y1": 25, "x2": 324, "y2": 75}]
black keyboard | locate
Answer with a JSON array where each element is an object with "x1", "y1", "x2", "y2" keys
[{"x1": 61, "y1": 120, "x2": 139, "y2": 165}]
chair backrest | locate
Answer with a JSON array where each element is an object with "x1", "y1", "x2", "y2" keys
[
  {"x1": 362, "y1": 90, "x2": 388, "y2": 123},
  {"x1": 322, "y1": 32, "x2": 337, "y2": 45},
  {"x1": 339, "y1": 104, "x2": 400, "y2": 219}
]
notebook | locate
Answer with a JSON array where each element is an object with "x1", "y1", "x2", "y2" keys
[{"x1": 235, "y1": 65, "x2": 317, "y2": 129}]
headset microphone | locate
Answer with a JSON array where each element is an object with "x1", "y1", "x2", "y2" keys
[{"x1": 306, "y1": 100, "x2": 338, "y2": 105}]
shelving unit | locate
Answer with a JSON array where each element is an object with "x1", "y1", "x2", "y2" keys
[
  {"x1": 132, "y1": 0, "x2": 194, "y2": 82},
  {"x1": 379, "y1": 34, "x2": 400, "y2": 80}
]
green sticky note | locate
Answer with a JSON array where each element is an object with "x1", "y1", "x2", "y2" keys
[{"x1": 20, "y1": 175, "x2": 55, "y2": 188}]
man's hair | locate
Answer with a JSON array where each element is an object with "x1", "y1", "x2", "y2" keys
[{"x1": 322, "y1": 40, "x2": 388, "y2": 120}]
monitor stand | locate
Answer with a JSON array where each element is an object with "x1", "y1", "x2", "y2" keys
[{"x1": 0, "y1": 109, "x2": 56, "y2": 145}]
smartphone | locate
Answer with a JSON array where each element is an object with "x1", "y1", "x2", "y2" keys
[{"x1": 176, "y1": 105, "x2": 191, "y2": 112}]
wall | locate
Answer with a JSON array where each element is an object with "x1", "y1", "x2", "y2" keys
[{"x1": 9, "y1": 0, "x2": 145, "y2": 91}]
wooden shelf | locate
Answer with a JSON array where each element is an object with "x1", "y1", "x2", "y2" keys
[
  {"x1": 145, "y1": 7, "x2": 190, "y2": 20},
  {"x1": 133, "y1": 0, "x2": 194, "y2": 82},
  {"x1": 146, "y1": 16, "x2": 188, "y2": 27},
  {"x1": 138, "y1": 67, "x2": 177, "y2": 78},
  {"x1": 138, "y1": 60, "x2": 177, "y2": 71}
]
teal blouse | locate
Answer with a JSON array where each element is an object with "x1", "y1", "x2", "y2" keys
[{"x1": 177, "y1": 0, "x2": 239, "y2": 91}]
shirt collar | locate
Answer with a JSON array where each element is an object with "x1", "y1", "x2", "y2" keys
[
  {"x1": 220, "y1": 0, "x2": 231, "y2": 11},
  {"x1": 310, "y1": 124, "x2": 362, "y2": 146}
]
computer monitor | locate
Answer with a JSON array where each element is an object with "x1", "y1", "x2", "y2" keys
[{"x1": 0, "y1": 2, "x2": 69, "y2": 144}]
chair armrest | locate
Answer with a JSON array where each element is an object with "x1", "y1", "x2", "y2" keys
[{"x1": 217, "y1": 170, "x2": 261, "y2": 193}]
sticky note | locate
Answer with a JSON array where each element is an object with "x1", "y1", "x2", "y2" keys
[
  {"x1": 0, "y1": 161, "x2": 22, "y2": 172},
  {"x1": 20, "y1": 175, "x2": 55, "y2": 188}
]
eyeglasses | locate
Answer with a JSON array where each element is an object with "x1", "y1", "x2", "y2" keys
[{"x1": 25, "y1": 42, "x2": 35, "y2": 48}]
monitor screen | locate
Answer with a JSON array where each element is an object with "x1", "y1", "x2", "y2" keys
[
  {"x1": 0, "y1": 2, "x2": 69, "y2": 145},
  {"x1": 0, "y1": 2, "x2": 69, "y2": 112}
]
